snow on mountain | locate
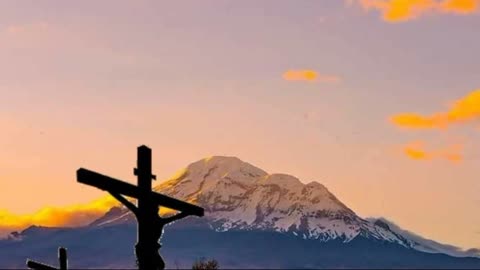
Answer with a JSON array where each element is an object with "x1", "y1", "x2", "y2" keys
[
  {"x1": 367, "y1": 218, "x2": 480, "y2": 258},
  {"x1": 93, "y1": 156, "x2": 415, "y2": 248}
]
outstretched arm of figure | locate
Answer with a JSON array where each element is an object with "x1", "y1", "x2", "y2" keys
[
  {"x1": 109, "y1": 191, "x2": 138, "y2": 215},
  {"x1": 163, "y1": 211, "x2": 191, "y2": 224}
]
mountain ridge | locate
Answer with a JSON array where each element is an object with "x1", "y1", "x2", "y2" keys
[
  {"x1": 92, "y1": 155, "x2": 477, "y2": 257},
  {"x1": 97, "y1": 156, "x2": 406, "y2": 244}
]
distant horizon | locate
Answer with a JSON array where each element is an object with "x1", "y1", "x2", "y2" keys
[
  {"x1": 1, "y1": 0, "x2": 479, "y2": 252},
  {"x1": 3, "y1": 152, "x2": 480, "y2": 261},
  {"x1": 0, "y1": 152, "x2": 478, "y2": 255}
]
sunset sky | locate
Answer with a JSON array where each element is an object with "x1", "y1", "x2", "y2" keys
[{"x1": 1, "y1": 1, "x2": 479, "y2": 250}]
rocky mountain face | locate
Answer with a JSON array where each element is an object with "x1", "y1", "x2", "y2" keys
[{"x1": 94, "y1": 156, "x2": 414, "y2": 247}]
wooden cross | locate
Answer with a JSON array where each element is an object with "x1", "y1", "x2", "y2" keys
[
  {"x1": 26, "y1": 247, "x2": 68, "y2": 270},
  {"x1": 76, "y1": 145, "x2": 204, "y2": 270}
]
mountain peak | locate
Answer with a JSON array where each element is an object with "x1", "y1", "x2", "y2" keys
[
  {"x1": 186, "y1": 156, "x2": 268, "y2": 180},
  {"x1": 202, "y1": 155, "x2": 243, "y2": 164},
  {"x1": 155, "y1": 156, "x2": 267, "y2": 201},
  {"x1": 151, "y1": 156, "x2": 375, "y2": 241}
]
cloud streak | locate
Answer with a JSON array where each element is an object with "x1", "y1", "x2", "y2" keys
[
  {"x1": 402, "y1": 141, "x2": 463, "y2": 162},
  {"x1": 403, "y1": 141, "x2": 432, "y2": 160},
  {"x1": 5, "y1": 22, "x2": 49, "y2": 34},
  {"x1": 354, "y1": 0, "x2": 479, "y2": 22},
  {"x1": 390, "y1": 89, "x2": 480, "y2": 130},
  {"x1": 283, "y1": 70, "x2": 341, "y2": 83}
]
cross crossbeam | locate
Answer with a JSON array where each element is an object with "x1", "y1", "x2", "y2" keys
[
  {"x1": 76, "y1": 145, "x2": 204, "y2": 270},
  {"x1": 77, "y1": 168, "x2": 203, "y2": 216}
]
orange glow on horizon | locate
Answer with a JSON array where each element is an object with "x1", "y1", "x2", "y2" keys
[
  {"x1": 0, "y1": 195, "x2": 119, "y2": 236},
  {"x1": 0, "y1": 184, "x2": 187, "y2": 237}
]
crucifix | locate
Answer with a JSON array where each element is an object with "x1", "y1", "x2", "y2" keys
[
  {"x1": 77, "y1": 145, "x2": 204, "y2": 270},
  {"x1": 26, "y1": 247, "x2": 68, "y2": 270}
]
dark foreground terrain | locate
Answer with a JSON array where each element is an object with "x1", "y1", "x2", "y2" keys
[{"x1": 1, "y1": 218, "x2": 480, "y2": 269}]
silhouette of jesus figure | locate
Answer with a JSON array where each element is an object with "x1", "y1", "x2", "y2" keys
[{"x1": 109, "y1": 192, "x2": 190, "y2": 270}]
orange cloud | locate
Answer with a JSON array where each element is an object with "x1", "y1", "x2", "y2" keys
[
  {"x1": 0, "y1": 195, "x2": 119, "y2": 237},
  {"x1": 355, "y1": 0, "x2": 479, "y2": 22},
  {"x1": 404, "y1": 141, "x2": 432, "y2": 160},
  {"x1": 283, "y1": 70, "x2": 341, "y2": 83},
  {"x1": 402, "y1": 141, "x2": 463, "y2": 162},
  {"x1": 440, "y1": 143, "x2": 464, "y2": 162},
  {"x1": 390, "y1": 89, "x2": 480, "y2": 129}
]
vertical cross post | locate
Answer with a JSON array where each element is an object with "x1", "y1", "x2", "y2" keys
[
  {"x1": 59, "y1": 248, "x2": 67, "y2": 270},
  {"x1": 76, "y1": 145, "x2": 204, "y2": 270},
  {"x1": 136, "y1": 145, "x2": 154, "y2": 192},
  {"x1": 134, "y1": 145, "x2": 157, "y2": 270}
]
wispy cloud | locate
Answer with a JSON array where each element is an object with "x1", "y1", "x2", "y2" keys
[
  {"x1": 5, "y1": 22, "x2": 49, "y2": 35},
  {"x1": 283, "y1": 70, "x2": 341, "y2": 83},
  {"x1": 403, "y1": 141, "x2": 432, "y2": 160},
  {"x1": 390, "y1": 89, "x2": 480, "y2": 130},
  {"x1": 390, "y1": 89, "x2": 476, "y2": 163},
  {"x1": 402, "y1": 141, "x2": 463, "y2": 162},
  {"x1": 352, "y1": 0, "x2": 479, "y2": 22},
  {"x1": 1, "y1": 22, "x2": 57, "y2": 50}
]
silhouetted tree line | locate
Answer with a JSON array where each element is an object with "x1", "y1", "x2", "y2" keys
[{"x1": 192, "y1": 258, "x2": 219, "y2": 270}]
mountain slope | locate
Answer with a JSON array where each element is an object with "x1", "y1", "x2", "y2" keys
[
  {"x1": 368, "y1": 217, "x2": 480, "y2": 258},
  {"x1": 95, "y1": 156, "x2": 479, "y2": 257},
  {"x1": 97, "y1": 156, "x2": 415, "y2": 246}
]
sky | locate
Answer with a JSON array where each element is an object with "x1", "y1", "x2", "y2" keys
[{"x1": 0, "y1": 0, "x2": 479, "y2": 250}]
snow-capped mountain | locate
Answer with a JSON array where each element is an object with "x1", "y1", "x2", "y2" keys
[
  {"x1": 3, "y1": 156, "x2": 480, "y2": 269},
  {"x1": 95, "y1": 156, "x2": 414, "y2": 247}
]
